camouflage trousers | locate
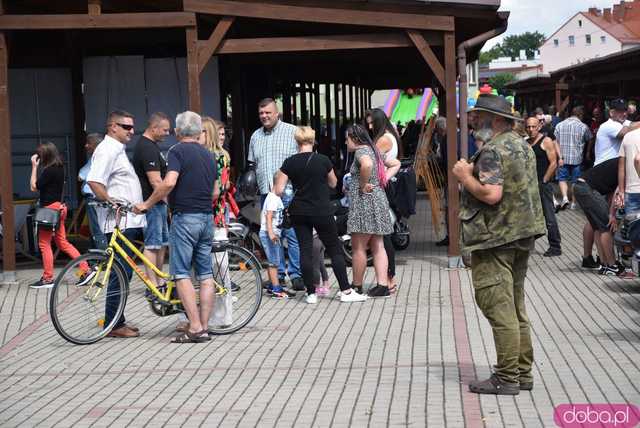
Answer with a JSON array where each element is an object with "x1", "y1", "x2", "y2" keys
[{"x1": 471, "y1": 247, "x2": 534, "y2": 384}]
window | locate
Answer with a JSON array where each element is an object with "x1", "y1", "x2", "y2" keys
[
  {"x1": 578, "y1": 19, "x2": 583, "y2": 27},
  {"x1": 569, "y1": 35, "x2": 575, "y2": 46},
  {"x1": 467, "y1": 63, "x2": 477, "y2": 84},
  {"x1": 601, "y1": 35, "x2": 606, "y2": 43},
  {"x1": 586, "y1": 34, "x2": 591, "y2": 44},
  {"x1": 554, "y1": 39, "x2": 559, "y2": 47}
]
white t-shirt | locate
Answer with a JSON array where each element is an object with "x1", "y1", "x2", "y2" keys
[
  {"x1": 619, "y1": 129, "x2": 640, "y2": 194},
  {"x1": 260, "y1": 192, "x2": 284, "y2": 236},
  {"x1": 86, "y1": 135, "x2": 146, "y2": 233},
  {"x1": 595, "y1": 119, "x2": 628, "y2": 166}
]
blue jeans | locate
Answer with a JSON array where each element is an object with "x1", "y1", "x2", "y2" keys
[
  {"x1": 169, "y1": 212, "x2": 214, "y2": 281},
  {"x1": 105, "y1": 227, "x2": 143, "y2": 329},
  {"x1": 259, "y1": 231, "x2": 282, "y2": 267},
  {"x1": 626, "y1": 193, "x2": 640, "y2": 213},
  {"x1": 84, "y1": 196, "x2": 107, "y2": 250},
  {"x1": 143, "y1": 202, "x2": 169, "y2": 249},
  {"x1": 261, "y1": 193, "x2": 301, "y2": 279}
]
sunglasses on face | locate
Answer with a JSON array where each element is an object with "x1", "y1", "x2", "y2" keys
[{"x1": 116, "y1": 123, "x2": 135, "y2": 131}]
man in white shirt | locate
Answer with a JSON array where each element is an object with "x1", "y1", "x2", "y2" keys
[
  {"x1": 595, "y1": 99, "x2": 640, "y2": 166},
  {"x1": 617, "y1": 128, "x2": 640, "y2": 213},
  {"x1": 87, "y1": 110, "x2": 146, "y2": 338}
]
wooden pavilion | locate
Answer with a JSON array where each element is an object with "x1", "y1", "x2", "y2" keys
[{"x1": 0, "y1": 0, "x2": 508, "y2": 280}]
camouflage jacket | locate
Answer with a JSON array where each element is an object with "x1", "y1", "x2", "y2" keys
[{"x1": 459, "y1": 130, "x2": 546, "y2": 252}]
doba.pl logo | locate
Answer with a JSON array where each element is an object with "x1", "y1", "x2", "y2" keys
[{"x1": 554, "y1": 404, "x2": 640, "y2": 428}]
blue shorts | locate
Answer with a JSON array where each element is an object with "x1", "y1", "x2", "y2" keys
[
  {"x1": 259, "y1": 231, "x2": 281, "y2": 268},
  {"x1": 625, "y1": 193, "x2": 640, "y2": 213},
  {"x1": 143, "y1": 202, "x2": 169, "y2": 249},
  {"x1": 557, "y1": 164, "x2": 581, "y2": 183},
  {"x1": 169, "y1": 212, "x2": 214, "y2": 281}
]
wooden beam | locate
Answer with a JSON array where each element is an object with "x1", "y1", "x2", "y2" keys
[
  {"x1": 186, "y1": 26, "x2": 201, "y2": 112},
  {"x1": 184, "y1": 0, "x2": 454, "y2": 31},
  {"x1": 444, "y1": 31, "x2": 460, "y2": 259},
  {"x1": 0, "y1": 12, "x2": 196, "y2": 30},
  {"x1": 0, "y1": 30, "x2": 16, "y2": 277},
  {"x1": 88, "y1": 0, "x2": 101, "y2": 15},
  {"x1": 558, "y1": 95, "x2": 570, "y2": 116},
  {"x1": 407, "y1": 29, "x2": 445, "y2": 88},
  {"x1": 198, "y1": 16, "x2": 234, "y2": 74},
  {"x1": 213, "y1": 32, "x2": 423, "y2": 55}
]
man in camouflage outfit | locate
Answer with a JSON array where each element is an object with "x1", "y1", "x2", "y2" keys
[{"x1": 453, "y1": 94, "x2": 546, "y2": 395}]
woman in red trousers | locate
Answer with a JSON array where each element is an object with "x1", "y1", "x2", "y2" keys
[{"x1": 30, "y1": 142, "x2": 91, "y2": 289}]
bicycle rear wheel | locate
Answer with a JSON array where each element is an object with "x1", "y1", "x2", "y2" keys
[
  {"x1": 50, "y1": 253, "x2": 128, "y2": 345},
  {"x1": 208, "y1": 243, "x2": 262, "y2": 334}
]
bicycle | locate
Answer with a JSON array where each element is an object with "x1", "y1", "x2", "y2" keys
[{"x1": 49, "y1": 202, "x2": 263, "y2": 345}]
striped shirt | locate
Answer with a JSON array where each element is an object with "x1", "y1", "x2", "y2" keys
[
  {"x1": 553, "y1": 116, "x2": 592, "y2": 165},
  {"x1": 248, "y1": 120, "x2": 298, "y2": 194}
]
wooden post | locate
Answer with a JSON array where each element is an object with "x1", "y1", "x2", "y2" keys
[
  {"x1": 230, "y1": 76, "x2": 244, "y2": 170},
  {"x1": 314, "y1": 82, "x2": 321, "y2": 133},
  {"x1": 292, "y1": 84, "x2": 298, "y2": 125},
  {"x1": 444, "y1": 31, "x2": 460, "y2": 261},
  {"x1": 186, "y1": 26, "x2": 201, "y2": 112},
  {"x1": 88, "y1": 0, "x2": 101, "y2": 15},
  {"x1": 350, "y1": 85, "x2": 355, "y2": 123},
  {"x1": 283, "y1": 80, "x2": 292, "y2": 123},
  {"x1": 301, "y1": 83, "x2": 308, "y2": 125},
  {"x1": 0, "y1": 28, "x2": 16, "y2": 280},
  {"x1": 333, "y1": 82, "x2": 341, "y2": 167}
]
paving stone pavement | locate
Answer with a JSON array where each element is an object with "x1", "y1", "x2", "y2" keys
[{"x1": 0, "y1": 194, "x2": 639, "y2": 427}]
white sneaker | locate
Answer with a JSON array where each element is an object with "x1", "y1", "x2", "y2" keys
[
  {"x1": 305, "y1": 294, "x2": 318, "y2": 304},
  {"x1": 570, "y1": 202, "x2": 577, "y2": 210},
  {"x1": 340, "y1": 290, "x2": 368, "y2": 303}
]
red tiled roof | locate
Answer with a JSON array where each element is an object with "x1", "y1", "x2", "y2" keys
[{"x1": 583, "y1": 1, "x2": 640, "y2": 44}]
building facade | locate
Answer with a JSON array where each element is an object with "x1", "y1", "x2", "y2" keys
[{"x1": 540, "y1": 1, "x2": 640, "y2": 72}]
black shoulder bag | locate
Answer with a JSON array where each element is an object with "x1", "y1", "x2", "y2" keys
[{"x1": 35, "y1": 182, "x2": 65, "y2": 230}]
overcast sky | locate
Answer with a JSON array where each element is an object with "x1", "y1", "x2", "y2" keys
[{"x1": 484, "y1": 0, "x2": 618, "y2": 49}]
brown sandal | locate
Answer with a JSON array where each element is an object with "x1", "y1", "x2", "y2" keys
[{"x1": 171, "y1": 331, "x2": 206, "y2": 343}]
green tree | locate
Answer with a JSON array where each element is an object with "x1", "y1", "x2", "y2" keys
[
  {"x1": 500, "y1": 31, "x2": 545, "y2": 59},
  {"x1": 488, "y1": 73, "x2": 515, "y2": 95},
  {"x1": 479, "y1": 31, "x2": 546, "y2": 64},
  {"x1": 479, "y1": 44, "x2": 503, "y2": 65}
]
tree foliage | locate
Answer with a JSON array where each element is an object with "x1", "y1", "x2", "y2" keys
[
  {"x1": 479, "y1": 31, "x2": 546, "y2": 64},
  {"x1": 488, "y1": 73, "x2": 515, "y2": 95}
]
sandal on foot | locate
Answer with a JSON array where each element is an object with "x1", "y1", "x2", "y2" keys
[
  {"x1": 171, "y1": 331, "x2": 206, "y2": 344},
  {"x1": 388, "y1": 284, "x2": 398, "y2": 294},
  {"x1": 198, "y1": 330, "x2": 212, "y2": 341}
]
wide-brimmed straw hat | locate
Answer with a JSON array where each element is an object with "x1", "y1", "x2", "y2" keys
[{"x1": 468, "y1": 94, "x2": 522, "y2": 121}]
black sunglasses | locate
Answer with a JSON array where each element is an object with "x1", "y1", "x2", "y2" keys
[{"x1": 116, "y1": 123, "x2": 135, "y2": 131}]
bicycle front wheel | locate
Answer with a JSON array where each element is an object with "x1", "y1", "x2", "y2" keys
[
  {"x1": 209, "y1": 243, "x2": 263, "y2": 335},
  {"x1": 50, "y1": 252, "x2": 128, "y2": 345}
]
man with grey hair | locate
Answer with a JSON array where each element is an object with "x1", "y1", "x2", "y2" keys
[{"x1": 135, "y1": 111, "x2": 219, "y2": 343}]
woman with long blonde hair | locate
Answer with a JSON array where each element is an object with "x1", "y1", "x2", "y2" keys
[{"x1": 202, "y1": 117, "x2": 231, "y2": 227}]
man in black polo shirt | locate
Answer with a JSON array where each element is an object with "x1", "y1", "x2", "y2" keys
[
  {"x1": 573, "y1": 157, "x2": 622, "y2": 275},
  {"x1": 133, "y1": 112, "x2": 171, "y2": 288}
]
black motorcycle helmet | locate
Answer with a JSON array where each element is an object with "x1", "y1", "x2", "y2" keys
[{"x1": 237, "y1": 166, "x2": 258, "y2": 197}]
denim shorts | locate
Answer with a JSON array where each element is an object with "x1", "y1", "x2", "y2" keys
[
  {"x1": 169, "y1": 212, "x2": 214, "y2": 281},
  {"x1": 259, "y1": 231, "x2": 281, "y2": 268},
  {"x1": 574, "y1": 181, "x2": 609, "y2": 232},
  {"x1": 143, "y1": 202, "x2": 169, "y2": 249},
  {"x1": 556, "y1": 164, "x2": 581, "y2": 183},
  {"x1": 625, "y1": 193, "x2": 640, "y2": 213}
]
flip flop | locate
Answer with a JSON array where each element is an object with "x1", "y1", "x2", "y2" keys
[{"x1": 171, "y1": 331, "x2": 206, "y2": 344}]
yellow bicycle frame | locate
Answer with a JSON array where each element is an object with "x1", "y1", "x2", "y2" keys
[{"x1": 97, "y1": 226, "x2": 225, "y2": 304}]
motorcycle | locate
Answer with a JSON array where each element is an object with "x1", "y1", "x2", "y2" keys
[{"x1": 614, "y1": 208, "x2": 640, "y2": 273}]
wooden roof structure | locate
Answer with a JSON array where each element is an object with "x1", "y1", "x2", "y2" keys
[
  {"x1": 0, "y1": 0, "x2": 507, "y2": 277},
  {"x1": 508, "y1": 45, "x2": 640, "y2": 115}
]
